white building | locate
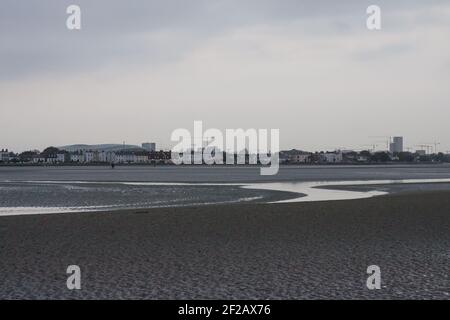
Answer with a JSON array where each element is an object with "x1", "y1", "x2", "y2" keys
[
  {"x1": 32, "y1": 154, "x2": 57, "y2": 164},
  {"x1": 56, "y1": 153, "x2": 66, "y2": 163},
  {"x1": 98, "y1": 151, "x2": 107, "y2": 163},
  {"x1": 70, "y1": 153, "x2": 84, "y2": 163},
  {"x1": 46, "y1": 155, "x2": 58, "y2": 164},
  {"x1": 115, "y1": 151, "x2": 149, "y2": 164},
  {"x1": 98, "y1": 151, "x2": 115, "y2": 163},
  {"x1": 136, "y1": 154, "x2": 148, "y2": 163},
  {"x1": 115, "y1": 153, "x2": 132, "y2": 164},
  {"x1": 0, "y1": 149, "x2": 10, "y2": 162},
  {"x1": 69, "y1": 150, "x2": 117, "y2": 163},
  {"x1": 321, "y1": 152, "x2": 343, "y2": 163},
  {"x1": 389, "y1": 136, "x2": 403, "y2": 153},
  {"x1": 84, "y1": 151, "x2": 95, "y2": 163}
]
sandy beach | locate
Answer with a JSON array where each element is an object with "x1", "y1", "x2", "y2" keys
[{"x1": 0, "y1": 191, "x2": 449, "y2": 300}]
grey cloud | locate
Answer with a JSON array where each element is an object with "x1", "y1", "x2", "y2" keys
[
  {"x1": 0, "y1": 0, "x2": 448, "y2": 80},
  {"x1": 353, "y1": 43, "x2": 415, "y2": 61}
]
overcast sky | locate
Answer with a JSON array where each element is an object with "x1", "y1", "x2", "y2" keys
[{"x1": 1, "y1": 0, "x2": 450, "y2": 153}]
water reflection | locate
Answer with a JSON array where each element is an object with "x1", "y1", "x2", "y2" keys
[{"x1": 243, "y1": 178, "x2": 450, "y2": 203}]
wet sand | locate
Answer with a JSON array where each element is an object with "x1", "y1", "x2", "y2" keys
[{"x1": 0, "y1": 191, "x2": 449, "y2": 299}]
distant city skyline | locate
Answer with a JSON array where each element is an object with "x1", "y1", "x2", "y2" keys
[
  {"x1": 2, "y1": 135, "x2": 449, "y2": 155},
  {"x1": 1, "y1": 1, "x2": 450, "y2": 153}
]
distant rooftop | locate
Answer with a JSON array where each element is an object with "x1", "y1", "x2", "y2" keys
[{"x1": 58, "y1": 144, "x2": 144, "y2": 152}]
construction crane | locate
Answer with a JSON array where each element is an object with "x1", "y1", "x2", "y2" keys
[
  {"x1": 416, "y1": 144, "x2": 432, "y2": 154},
  {"x1": 423, "y1": 142, "x2": 440, "y2": 154},
  {"x1": 369, "y1": 136, "x2": 391, "y2": 150},
  {"x1": 359, "y1": 144, "x2": 379, "y2": 152}
]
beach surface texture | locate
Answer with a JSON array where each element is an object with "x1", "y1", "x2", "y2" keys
[{"x1": 0, "y1": 191, "x2": 449, "y2": 299}]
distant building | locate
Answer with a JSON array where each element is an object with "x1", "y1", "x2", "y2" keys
[
  {"x1": 289, "y1": 152, "x2": 311, "y2": 164},
  {"x1": 46, "y1": 154, "x2": 58, "y2": 164},
  {"x1": 389, "y1": 136, "x2": 403, "y2": 153},
  {"x1": 56, "y1": 153, "x2": 66, "y2": 163},
  {"x1": 357, "y1": 155, "x2": 369, "y2": 162},
  {"x1": 27, "y1": 152, "x2": 66, "y2": 164},
  {"x1": 18, "y1": 151, "x2": 38, "y2": 163},
  {"x1": 142, "y1": 142, "x2": 156, "y2": 152},
  {"x1": 32, "y1": 155, "x2": 46, "y2": 163},
  {"x1": 279, "y1": 149, "x2": 311, "y2": 164},
  {"x1": 98, "y1": 151, "x2": 116, "y2": 163},
  {"x1": 416, "y1": 150, "x2": 426, "y2": 156},
  {"x1": 341, "y1": 150, "x2": 358, "y2": 162},
  {"x1": 98, "y1": 151, "x2": 107, "y2": 163},
  {"x1": 70, "y1": 152, "x2": 84, "y2": 163},
  {"x1": 115, "y1": 151, "x2": 149, "y2": 164},
  {"x1": 0, "y1": 149, "x2": 10, "y2": 162},
  {"x1": 320, "y1": 152, "x2": 343, "y2": 163},
  {"x1": 84, "y1": 151, "x2": 96, "y2": 163},
  {"x1": 31, "y1": 154, "x2": 58, "y2": 164},
  {"x1": 115, "y1": 152, "x2": 133, "y2": 164},
  {"x1": 67, "y1": 150, "x2": 118, "y2": 163},
  {"x1": 149, "y1": 151, "x2": 172, "y2": 164}
]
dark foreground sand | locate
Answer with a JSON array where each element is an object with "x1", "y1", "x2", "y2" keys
[{"x1": 0, "y1": 191, "x2": 449, "y2": 299}]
